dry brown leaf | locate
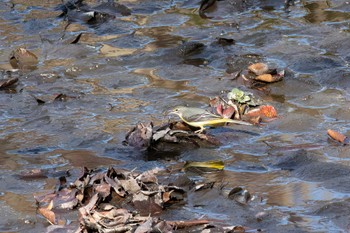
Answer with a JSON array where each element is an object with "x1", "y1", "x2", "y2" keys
[
  {"x1": 162, "y1": 191, "x2": 173, "y2": 203},
  {"x1": 95, "y1": 182, "x2": 111, "y2": 199},
  {"x1": 0, "y1": 77, "x2": 18, "y2": 89},
  {"x1": 9, "y1": 47, "x2": 38, "y2": 70},
  {"x1": 53, "y1": 189, "x2": 78, "y2": 209},
  {"x1": 245, "y1": 105, "x2": 277, "y2": 118},
  {"x1": 124, "y1": 122, "x2": 153, "y2": 149},
  {"x1": 248, "y1": 63, "x2": 268, "y2": 75},
  {"x1": 119, "y1": 178, "x2": 141, "y2": 194},
  {"x1": 167, "y1": 219, "x2": 210, "y2": 228},
  {"x1": 255, "y1": 73, "x2": 283, "y2": 83},
  {"x1": 327, "y1": 129, "x2": 349, "y2": 144},
  {"x1": 260, "y1": 105, "x2": 278, "y2": 118},
  {"x1": 104, "y1": 174, "x2": 126, "y2": 197},
  {"x1": 134, "y1": 217, "x2": 153, "y2": 233},
  {"x1": 38, "y1": 207, "x2": 57, "y2": 225},
  {"x1": 137, "y1": 170, "x2": 159, "y2": 184}
]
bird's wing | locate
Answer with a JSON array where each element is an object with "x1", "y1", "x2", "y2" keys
[{"x1": 185, "y1": 110, "x2": 221, "y2": 122}]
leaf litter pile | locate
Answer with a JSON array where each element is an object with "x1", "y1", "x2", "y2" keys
[{"x1": 35, "y1": 166, "x2": 259, "y2": 233}]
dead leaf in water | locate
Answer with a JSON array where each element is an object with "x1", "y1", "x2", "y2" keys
[
  {"x1": 124, "y1": 122, "x2": 153, "y2": 149},
  {"x1": 9, "y1": 48, "x2": 38, "y2": 70},
  {"x1": 228, "y1": 187, "x2": 251, "y2": 204},
  {"x1": 0, "y1": 77, "x2": 18, "y2": 89},
  {"x1": 327, "y1": 129, "x2": 349, "y2": 145},
  {"x1": 18, "y1": 169, "x2": 48, "y2": 180},
  {"x1": 216, "y1": 37, "x2": 235, "y2": 46},
  {"x1": 255, "y1": 73, "x2": 283, "y2": 83},
  {"x1": 38, "y1": 200, "x2": 66, "y2": 225},
  {"x1": 248, "y1": 63, "x2": 269, "y2": 76},
  {"x1": 246, "y1": 105, "x2": 277, "y2": 119},
  {"x1": 184, "y1": 160, "x2": 224, "y2": 171},
  {"x1": 260, "y1": 105, "x2": 278, "y2": 118}
]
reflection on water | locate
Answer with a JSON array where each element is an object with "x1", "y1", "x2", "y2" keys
[
  {"x1": 303, "y1": 1, "x2": 350, "y2": 24},
  {"x1": 1, "y1": 0, "x2": 350, "y2": 232}
]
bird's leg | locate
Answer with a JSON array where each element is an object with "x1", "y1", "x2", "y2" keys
[{"x1": 194, "y1": 126, "x2": 205, "y2": 134}]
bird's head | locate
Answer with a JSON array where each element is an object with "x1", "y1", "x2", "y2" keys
[{"x1": 168, "y1": 106, "x2": 187, "y2": 117}]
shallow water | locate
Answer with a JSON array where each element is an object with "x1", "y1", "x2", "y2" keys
[{"x1": 1, "y1": 0, "x2": 350, "y2": 232}]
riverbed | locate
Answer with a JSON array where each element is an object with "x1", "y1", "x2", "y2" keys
[{"x1": 1, "y1": 0, "x2": 350, "y2": 232}]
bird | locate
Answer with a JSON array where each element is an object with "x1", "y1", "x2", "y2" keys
[{"x1": 169, "y1": 106, "x2": 252, "y2": 133}]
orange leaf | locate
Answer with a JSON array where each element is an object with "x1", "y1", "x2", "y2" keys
[
  {"x1": 327, "y1": 129, "x2": 348, "y2": 144},
  {"x1": 38, "y1": 207, "x2": 56, "y2": 225},
  {"x1": 260, "y1": 105, "x2": 277, "y2": 118}
]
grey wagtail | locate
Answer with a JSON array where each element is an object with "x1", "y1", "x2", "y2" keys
[{"x1": 169, "y1": 106, "x2": 252, "y2": 133}]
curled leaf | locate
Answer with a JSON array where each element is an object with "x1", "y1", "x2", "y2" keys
[
  {"x1": 9, "y1": 48, "x2": 38, "y2": 70},
  {"x1": 124, "y1": 122, "x2": 153, "y2": 149},
  {"x1": 255, "y1": 73, "x2": 283, "y2": 83},
  {"x1": 248, "y1": 63, "x2": 269, "y2": 76},
  {"x1": 259, "y1": 105, "x2": 278, "y2": 118},
  {"x1": 327, "y1": 129, "x2": 349, "y2": 145},
  {"x1": 228, "y1": 187, "x2": 251, "y2": 204},
  {"x1": 0, "y1": 77, "x2": 18, "y2": 89},
  {"x1": 246, "y1": 105, "x2": 277, "y2": 118}
]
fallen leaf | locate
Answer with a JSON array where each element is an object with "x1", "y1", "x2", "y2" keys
[
  {"x1": 194, "y1": 182, "x2": 215, "y2": 191},
  {"x1": 53, "y1": 189, "x2": 78, "y2": 209},
  {"x1": 222, "y1": 106, "x2": 235, "y2": 119},
  {"x1": 260, "y1": 105, "x2": 277, "y2": 118},
  {"x1": 94, "y1": 182, "x2": 111, "y2": 199},
  {"x1": 248, "y1": 63, "x2": 268, "y2": 76},
  {"x1": 18, "y1": 169, "x2": 48, "y2": 180},
  {"x1": 184, "y1": 160, "x2": 224, "y2": 170},
  {"x1": 162, "y1": 191, "x2": 172, "y2": 203},
  {"x1": 228, "y1": 187, "x2": 251, "y2": 204},
  {"x1": 9, "y1": 48, "x2": 38, "y2": 70},
  {"x1": 119, "y1": 177, "x2": 141, "y2": 194},
  {"x1": 70, "y1": 33, "x2": 83, "y2": 44},
  {"x1": 246, "y1": 105, "x2": 277, "y2": 119},
  {"x1": 167, "y1": 219, "x2": 210, "y2": 228},
  {"x1": 0, "y1": 77, "x2": 18, "y2": 89},
  {"x1": 255, "y1": 73, "x2": 283, "y2": 83},
  {"x1": 216, "y1": 37, "x2": 235, "y2": 46},
  {"x1": 104, "y1": 174, "x2": 126, "y2": 197},
  {"x1": 124, "y1": 122, "x2": 153, "y2": 149},
  {"x1": 38, "y1": 207, "x2": 57, "y2": 225},
  {"x1": 137, "y1": 170, "x2": 159, "y2": 184},
  {"x1": 327, "y1": 129, "x2": 349, "y2": 144},
  {"x1": 134, "y1": 217, "x2": 153, "y2": 233},
  {"x1": 133, "y1": 192, "x2": 163, "y2": 216}
]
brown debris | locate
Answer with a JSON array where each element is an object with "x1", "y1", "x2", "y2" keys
[
  {"x1": 34, "y1": 166, "x2": 262, "y2": 232},
  {"x1": 245, "y1": 105, "x2": 278, "y2": 122},
  {"x1": 0, "y1": 77, "x2": 18, "y2": 89},
  {"x1": 246, "y1": 62, "x2": 284, "y2": 83},
  {"x1": 124, "y1": 121, "x2": 222, "y2": 151},
  {"x1": 124, "y1": 122, "x2": 153, "y2": 149},
  {"x1": 9, "y1": 47, "x2": 38, "y2": 70},
  {"x1": 35, "y1": 167, "x2": 197, "y2": 232},
  {"x1": 255, "y1": 73, "x2": 283, "y2": 83},
  {"x1": 327, "y1": 129, "x2": 349, "y2": 145},
  {"x1": 248, "y1": 63, "x2": 269, "y2": 76},
  {"x1": 228, "y1": 187, "x2": 252, "y2": 205},
  {"x1": 167, "y1": 219, "x2": 210, "y2": 228}
]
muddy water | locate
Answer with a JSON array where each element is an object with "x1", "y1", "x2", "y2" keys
[{"x1": 1, "y1": 0, "x2": 350, "y2": 232}]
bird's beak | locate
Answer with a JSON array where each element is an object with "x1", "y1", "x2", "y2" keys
[
  {"x1": 163, "y1": 109, "x2": 175, "y2": 116},
  {"x1": 168, "y1": 110, "x2": 176, "y2": 115}
]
